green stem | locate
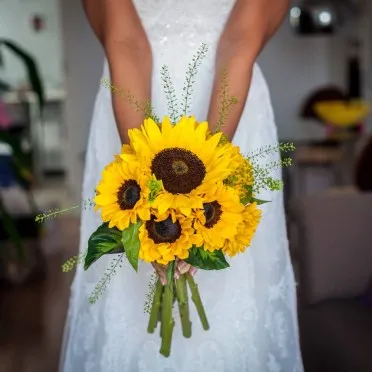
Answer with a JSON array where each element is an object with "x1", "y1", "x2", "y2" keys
[
  {"x1": 159, "y1": 303, "x2": 163, "y2": 337},
  {"x1": 175, "y1": 274, "x2": 192, "y2": 338},
  {"x1": 186, "y1": 273, "x2": 209, "y2": 331},
  {"x1": 35, "y1": 205, "x2": 79, "y2": 223},
  {"x1": 160, "y1": 262, "x2": 175, "y2": 357},
  {"x1": 147, "y1": 278, "x2": 164, "y2": 334}
]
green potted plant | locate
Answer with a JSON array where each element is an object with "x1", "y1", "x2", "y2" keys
[{"x1": 0, "y1": 39, "x2": 45, "y2": 284}]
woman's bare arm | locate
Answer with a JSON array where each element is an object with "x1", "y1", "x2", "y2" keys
[
  {"x1": 207, "y1": 0, "x2": 290, "y2": 139},
  {"x1": 82, "y1": 0, "x2": 152, "y2": 143}
]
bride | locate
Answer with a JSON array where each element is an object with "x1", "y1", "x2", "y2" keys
[{"x1": 60, "y1": 0, "x2": 304, "y2": 371}]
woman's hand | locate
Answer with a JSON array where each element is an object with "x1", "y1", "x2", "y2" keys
[{"x1": 152, "y1": 260, "x2": 197, "y2": 285}]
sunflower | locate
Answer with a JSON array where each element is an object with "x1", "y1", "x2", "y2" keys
[
  {"x1": 193, "y1": 183, "x2": 244, "y2": 252},
  {"x1": 139, "y1": 211, "x2": 202, "y2": 265},
  {"x1": 222, "y1": 142, "x2": 254, "y2": 200},
  {"x1": 222, "y1": 202, "x2": 261, "y2": 257},
  {"x1": 94, "y1": 158, "x2": 150, "y2": 230},
  {"x1": 224, "y1": 142, "x2": 244, "y2": 169},
  {"x1": 120, "y1": 143, "x2": 137, "y2": 163},
  {"x1": 123, "y1": 116, "x2": 235, "y2": 216}
]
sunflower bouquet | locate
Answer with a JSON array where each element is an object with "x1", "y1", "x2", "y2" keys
[{"x1": 36, "y1": 44, "x2": 294, "y2": 357}]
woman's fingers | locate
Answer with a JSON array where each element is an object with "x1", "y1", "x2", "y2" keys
[
  {"x1": 152, "y1": 263, "x2": 167, "y2": 285},
  {"x1": 177, "y1": 260, "x2": 191, "y2": 275},
  {"x1": 189, "y1": 266, "x2": 198, "y2": 276},
  {"x1": 153, "y1": 260, "x2": 197, "y2": 284},
  {"x1": 174, "y1": 268, "x2": 180, "y2": 280}
]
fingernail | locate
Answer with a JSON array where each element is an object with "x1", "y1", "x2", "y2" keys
[
  {"x1": 161, "y1": 278, "x2": 166, "y2": 285},
  {"x1": 174, "y1": 272, "x2": 180, "y2": 280}
]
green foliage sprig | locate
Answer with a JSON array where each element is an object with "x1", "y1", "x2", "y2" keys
[
  {"x1": 214, "y1": 69, "x2": 238, "y2": 133},
  {"x1": 160, "y1": 65, "x2": 179, "y2": 124},
  {"x1": 89, "y1": 253, "x2": 125, "y2": 304},
  {"x1": 144, "y1": 272, "x2": 158, "y2": 314},
  {"x1": 147, "y1": 176, "x2": 164, "y2": 203},
  {"x1": 248, "y1": 142, "x2": 295, "y2": 194},
  {"x1": 62, "y1": 250, "x2": 87, "y2": 273},
  {"x1": 248, "y1": 142, "x2": 295, "y2": 160},
  {"x1": 251, "y1": 159, "x2": 293, "y2": 193},
  {"x1": 181, "y1": 43, "x2": 209, "y2": 116},
  {"x1": 101, "y1": 78, "x2": 160, "y2": 123},
  {"x1": 35, "y1": 206, "x2": 79, "y2": 223},
  {"x1": 35, "y1": 198, "x2": 95, "y2": 224}
]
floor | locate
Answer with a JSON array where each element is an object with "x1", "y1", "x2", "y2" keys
[{"x1": 0, "y1": 217, "x2": 79, "y2": 372}]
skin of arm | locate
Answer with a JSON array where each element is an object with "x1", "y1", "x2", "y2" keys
[
  {"x1": 207, "y1": 0, "x2": 290, "y2": 139},
  {"x1": 82, "y1": 0, "x2": 153, "y2": 144}
]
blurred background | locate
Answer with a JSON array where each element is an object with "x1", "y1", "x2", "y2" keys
[{"x1": 0, "y1": 0, "x2": 371, "y2": 371}]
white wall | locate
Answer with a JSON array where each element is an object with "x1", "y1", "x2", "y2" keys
[
  {"x1": 60, "y1": 0, "x2": 104, "y2": 202},
  {"x1": 258, "y1": 5, "x2": 372, "y2": 140},
  {"x1": 0, "y1": 0, "x2": 64, "y2": 90},
  {"x1": 258, "y1": 18, "x2": 340, "y2": 140}
]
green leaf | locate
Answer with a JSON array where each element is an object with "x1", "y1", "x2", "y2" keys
[
  {"x1": 122, "y1": 221, "x2": 142, "y2": 271},
  {"x1": 166, "y1": 261, "x2": 175, "y2": 285},
  {"x1": 251, "y1": 198, "x2": 270, "y2": 205},
  {"x1": 0, "y1": 39, "x2": 45, "y2": 114},
  {"x1": 241, "y1": 195, "x2": 270, "y2": 206},
  {"x1": 185, "y1": 246, "x2": 230, "y2": 270},
  {"x1": 84, "y1": 224, "x2": 123, "y2": 270}
]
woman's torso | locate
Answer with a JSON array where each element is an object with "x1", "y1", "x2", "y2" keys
[
  {"x1": 131, "y1": 0, "x2": 236, "y2": 57},
  {"x1": 102, "y1": 0, "x2": 237, "y2": 119}
]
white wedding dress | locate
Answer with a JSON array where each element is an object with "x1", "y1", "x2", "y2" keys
[{"x1": 60, "y1": 1, "x2": 304, "y2": 371}]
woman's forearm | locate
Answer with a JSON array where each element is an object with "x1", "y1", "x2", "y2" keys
[
  {"x1": 105, "y1": 42, "x2": 152, "y2": 144},
  {"x1": 207, "y1": 0, "x2": 290, "y2": 138},
  {"x1": 207, "y1": 43, "x2": 255, "y2": 139},
  {"x1": 103, "y1": 0, "x2": 153, "y2": 144},
  {"x1": 83, "y1": 0, "x2": 153, "y2": 144}
]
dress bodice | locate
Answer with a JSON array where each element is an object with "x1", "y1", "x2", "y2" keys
[
  {"x1": 103, "y1": 0, "x2": 236, "y2": 88},
  {"x1": 132, "y1": 0, "x2": 236, "y2": 55}
]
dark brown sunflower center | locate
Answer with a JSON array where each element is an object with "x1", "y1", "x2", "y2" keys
[
  {"x1": 146, "y1": 215, "x2": 182, "y2": 243},
  {"x1": 203, "y1": 201, "x2": 222, "y2": 228},
  {"x1": 151, "y1": 147, "x2": 206, "y2": 194},
  {"x1": 117, "y1": 180, "x2": 141, "y2": 210}
]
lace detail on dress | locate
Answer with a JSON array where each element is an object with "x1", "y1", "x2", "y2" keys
[{"x1": 60, "y1": 1, "x2": 304, "y2": 371}]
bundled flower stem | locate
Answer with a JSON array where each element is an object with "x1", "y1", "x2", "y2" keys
[
  {"x1": 148, "y1": 261, "x2": 208, "y2": 356},
  {"x1": 160, "y1": 262, "x2": 176, "y2": 357},
  {"x1": 186, "y1": 273, "x2": 209, "y2": 331},
  {"x1": 147, "y1": 278, "x2": 163, "y2": 334},
  {"x1": 175, "y1": 274, "x2": 192, "y2": 338}
]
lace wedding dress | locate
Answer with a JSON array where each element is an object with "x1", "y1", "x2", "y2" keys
[{"x1": 60, "y1": 1, "x2": 304, "y2": 371}]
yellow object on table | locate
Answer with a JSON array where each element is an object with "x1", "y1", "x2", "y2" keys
[{"x1": 314, "y1": 100, "x2": 369, "y2": 127}]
